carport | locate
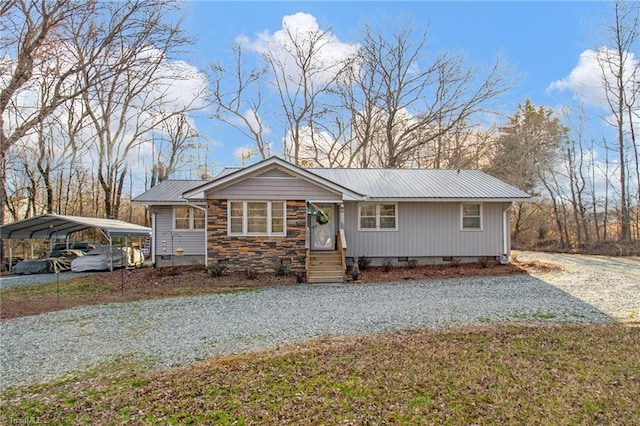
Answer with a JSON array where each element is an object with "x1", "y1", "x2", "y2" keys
[{"x1": 1, "y1": 213, "x2": 152, "y2": 272}]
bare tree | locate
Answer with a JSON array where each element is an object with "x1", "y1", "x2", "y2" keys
[
  {"x1": 407, "y1": 122, "x2": 497, "y2": 170},
  {"x1": 2, "y1": 144, "x2": 33, "y2": 220},
  {"x1": 596, "y1": 0, "x2": 639, "y2": 241},
  {"x1": 75, "y1": 0, "x2": 203, "y2": 218},
  {"x1": 261, "y1": 20, "x2": 356, "y2": 165},
  {"x1": 345, "y1": 23, "x2": 515, "y2": 168},
  {"x1": 1, "y1": 0, "x2": 203, "y2": 222},
  {"x1": 210, "y1": 43, "x2": 270, "y2": 160},
  {"x1": 150, "y1": 114, "x2": 203, "y2": 186},
  {"x1": 1, "y1": 0, "x2": 95, "y2": 225}
]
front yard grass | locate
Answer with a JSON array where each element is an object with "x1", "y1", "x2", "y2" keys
[
  {"x1": 2, "y1": 323, "x2": 638, "y2": 425},
  {"x1": 0, "y1": 266, "x2": 278, "y2": 319}
]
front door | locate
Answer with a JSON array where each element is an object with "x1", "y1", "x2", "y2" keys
[{"x1": 310, "y1": 204, "x2": 336, "y2": 251}]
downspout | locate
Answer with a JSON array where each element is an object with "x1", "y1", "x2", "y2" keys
[
  {"x1": 150, "y1": 207, "x2": 157, "y2": 267},
  {"x1": 186, "y1": 201, "x2": 208, "y2": 266},
  {"x1": 501, "y1": 202, "x2": 513, "y2": 264}
]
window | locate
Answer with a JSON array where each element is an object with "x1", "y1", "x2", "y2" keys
[
  {"x1": 359, "y1": 203, "x2": 397, "y2": 231},
  {"x1": 461, "y1": 203, "x2": 482, "y2": 230},
  {"x1": 174, "y1": 206, "x2": 205, "y2": 231},
  {"x1": 193, "y1": 208, "x2": 205, "y2": 229},
  {"x1": 247, "y1": 202, "x2": 267, "y2": 233},
  {"x1": 228, "y1": 201, "x2": 286, "y2": 236},
  {"x1": 229, "y1": 202, "x2": 243, "y2": 234},
  {"x1": 359, "y1": 204, "x2": 377, "y2": 229}
]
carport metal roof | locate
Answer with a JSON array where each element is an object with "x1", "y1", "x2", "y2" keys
[{"x1": 0, "y1": 214, "x2": 151, "y2": 240}]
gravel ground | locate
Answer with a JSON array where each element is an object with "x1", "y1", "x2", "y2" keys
[{"x1": 1, "y1": 251, "x2": 638, "y2": 390}]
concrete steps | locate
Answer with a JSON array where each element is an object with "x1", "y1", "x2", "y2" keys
[{"x1": 307, "y1": 251, "x2": 344, "y2": 283}]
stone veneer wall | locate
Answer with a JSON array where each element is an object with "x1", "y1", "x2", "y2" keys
[{"x1": 206, "y1": 199, "x2": 307, "y2": 273}]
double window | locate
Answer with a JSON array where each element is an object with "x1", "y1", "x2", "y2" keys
[
  {"x1": 228, "y1": 201, "x2": 286, "y2": 236},
  {"x1": 174, "y1": 206, "x2": 205, "y2": 231},
  {"x1": 461, "y1": 203, "x2": 483, "y2": 230},
  {"x1": 359, "y1": 203, "x2": 397, "y2": 231}
]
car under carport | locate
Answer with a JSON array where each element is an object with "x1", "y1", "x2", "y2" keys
[{"x1": 1, "y1": 213, "x2": 151, "y2": 273}]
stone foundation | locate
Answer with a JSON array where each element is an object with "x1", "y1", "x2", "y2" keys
[{"x1": 206, "y1": 199, "x2": 307, "y2": 273}]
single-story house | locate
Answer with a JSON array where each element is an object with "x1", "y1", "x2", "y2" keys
[{"x1": 132, "y1": 156, "x2": 530, "y2": 282}]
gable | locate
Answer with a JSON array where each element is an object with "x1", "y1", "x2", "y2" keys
[
  {"x1": 206, "y1": 165, "x2": 342, "y2": 201},
  {"x1": 183, "y1": 157, "x2": 364, "y2": 201},
  {"x1": 255, "y1": 168, "x2": 292, "y2": 178}
]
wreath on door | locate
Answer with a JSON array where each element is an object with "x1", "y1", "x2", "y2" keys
[
  {"x1": 307, "y1": 202, "x2": 330, "y2": 225},
  {"x1": 316, "y1": 209, "x2": 330, "y2": 225}
]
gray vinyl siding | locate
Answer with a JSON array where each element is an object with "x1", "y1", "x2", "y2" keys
[
  {"x1": 257, "y1": 169, "x2": 292, "y2": 178},
  {"x1": 206, "y1": 176, "x2": 340, "y2": 201},
  {"x1": 153, "y1": 206, "x2": 206, "y2": 256},
  {"x1": 344, "y1": 202, "x2": 509, "y2": 258}
]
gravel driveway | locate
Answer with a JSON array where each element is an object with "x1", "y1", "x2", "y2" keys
[{"x1": 1, "y1": 251, "x2": 638, "y2": 390}]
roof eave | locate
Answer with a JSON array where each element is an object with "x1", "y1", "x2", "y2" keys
[
  {"x1": 131, "y1": 199, "x2": 206, "y2": 206},
  {"x1": 354, "y1": 197, "x2": 532, "y2": 202}
]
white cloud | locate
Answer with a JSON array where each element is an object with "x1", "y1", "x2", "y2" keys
[
  {"x1": 238, "y1": 12, "x2": 359, "y2": 88},
  {"x1": 547, "y1": 47, "x2": 639, "y2": 109}
]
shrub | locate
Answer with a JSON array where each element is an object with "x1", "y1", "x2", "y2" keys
[
  {"x1": 244, "y1": 267, "x2": 257, "y2": 280},
  {"x1": 274, "y1": 262, "x2": 290, "y2": 277},
  {"x1": 407, "y1": 259, "x2": 418, "y2": 269},
  {"x1": 357, "y1": 256, "x2": 371, "y2": 270},
  {"x1": 207, "y1": 262, "x2": 226, "y2": 278},
  {"x1": 477, "y1": 257, "x2": 490, "y2": 268},
  {"x1": 296, "y1": 271, "x2": 306, "y2": 283}
]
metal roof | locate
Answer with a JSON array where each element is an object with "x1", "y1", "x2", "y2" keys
[
  {"x1": 131, "y1": 180, "x2": 207, "y2": 204},
  {"x1": 0, "y1": 214, "x2": 152, "y2": 240},
  {"x1": 309, "y1": 168, "x2": 531, "y2": 200},
  {"x1": 130, "y1": 158, "x2": 531, "y2": 205}
]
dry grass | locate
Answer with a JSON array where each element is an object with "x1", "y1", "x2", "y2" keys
[
  {"x1": 1, "y1": 324, "x2": 638, "y2": 425},
  {"x1": 0, "y1": 266, "x2": 295, "y2": 320}
]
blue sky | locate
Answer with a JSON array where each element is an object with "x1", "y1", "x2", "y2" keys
[{"x1": 176, "y1": 1, "x2": 617, "y2": 169}]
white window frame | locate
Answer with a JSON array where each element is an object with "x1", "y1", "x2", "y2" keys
[
  {"x1": 173, "y1": 206, "x2": 205, "y2": 231},
  {"x1": 227, "y1": 200, "x2": 287, "y2": 236},
  {"x1": 358, "y1": 203, "x2": 398, "y2": 231},
  {"x1": 460, "y1": 202, "x2": 483, "y2": 231}
]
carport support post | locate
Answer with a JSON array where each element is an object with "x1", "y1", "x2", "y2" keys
[
  {"x1": 109, "y1": 236, "x2": 114, "y2": 272},
  {"x1": 56, "y1": 264, "x2": 60, "y2": 304}
]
